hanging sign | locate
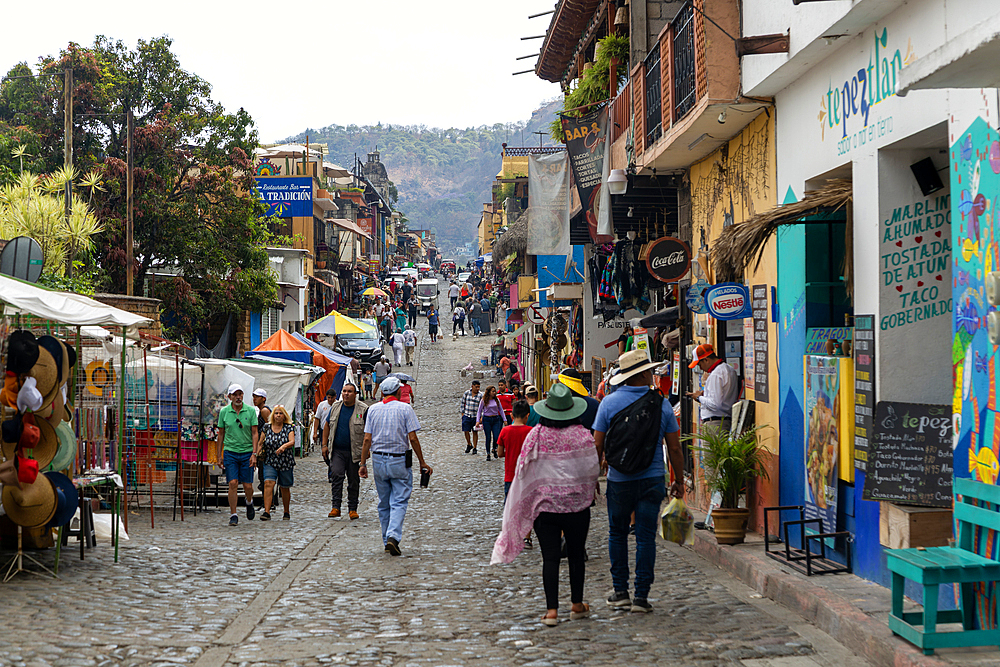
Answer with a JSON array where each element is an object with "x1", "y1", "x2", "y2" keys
[
  {"x1": 561, "y1": 108, "x2": 612, "y2": 244},
  {"x1": 705, "y1": 283, "x2": 752, "y2": 320},
  {"x1": 633, "y1": 327, "x2": 650, "y2": 360},
  {"x1": 526, "y1": 303, "x2": 546, "y2": 325},
  {"x1": 645, "y1": 237, "x2": 691, "y2": 283},
  {"x1": 255, "y1": 176, "x2": 313, "y2": 218},
  {"x1": 686, "y1": 278, "x2": 709, "y2": 314},
  {"x1": 671, "y1": 350, "x2": 681, "y2": 398}
]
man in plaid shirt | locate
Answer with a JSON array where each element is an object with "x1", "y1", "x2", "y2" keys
[{"x1": 459, "y1": 380, "x2": 481, "y2": 455}]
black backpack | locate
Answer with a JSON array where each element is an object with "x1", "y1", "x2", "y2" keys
[{"x1": 603, "y1": 390, "x2": 664, "y2": 475}]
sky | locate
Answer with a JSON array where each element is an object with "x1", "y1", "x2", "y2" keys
[{"x1": 0, "y1": 0, "x2": 562, "y2": 142}]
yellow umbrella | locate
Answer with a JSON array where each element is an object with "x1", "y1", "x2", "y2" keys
[
  {"x1": 304, "y1": 310, "x2": 375, "y2": 335},
  {"x1": 362, "y1": 287, "x2": 388, "y2": 297}
]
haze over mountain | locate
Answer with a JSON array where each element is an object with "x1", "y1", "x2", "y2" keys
[{"x1": 285, "y1": 98, "x2": 561, "y2": 252}]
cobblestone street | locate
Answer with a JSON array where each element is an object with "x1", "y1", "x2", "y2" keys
[{"x1": 0, "y1": 302, "x2": 868, "y2": 667}]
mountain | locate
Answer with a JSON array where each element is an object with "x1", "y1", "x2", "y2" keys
[{"x1": 284, "y1": 98, "x2": 562, "y2": 250}]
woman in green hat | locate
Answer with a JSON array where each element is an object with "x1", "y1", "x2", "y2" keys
[{"x1": 491, "y1": 383, "x2": 600, "y2": 626}]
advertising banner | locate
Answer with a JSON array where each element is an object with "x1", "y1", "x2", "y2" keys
[
  {"x1": 805, "y1": 355, "x2": 840, "y2": 533},
  {"x1": 645, "y1": 237, "x2": 691, "y2": 283},
  {"x1": 705, "y1": 283, "x2": 752, "y2": 320},
  {"x1": 853, "y1": 315, "x2": 875, "y2": 471},
  {"x1": 527, "y1": 152, "x2": 570, "y2": 257},
  {"x1": 256, "y1": 177, "x2": 313, "y2": 218},
  {"x1": 561, "y1": 108, "x2": 612, "y2": 244},
  {"x1": 752, "y1": 285, "x2": 770, "y2": 402}
]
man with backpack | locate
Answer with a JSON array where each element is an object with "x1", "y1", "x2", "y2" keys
[{"x1": 593, "y1": 349, "x2": 685, "y2": 614}]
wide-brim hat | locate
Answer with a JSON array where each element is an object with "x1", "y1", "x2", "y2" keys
[
  {"x1": 29, "y1": 343, "x2": 61, "y2": 403},
  {"x1": 532, "y1": 383, "x2": 587, "y2": 421},
  {"x1": 610, "y1": 349, "x2": 661, "y2": 386},
  {"x1": 557, "y1": 372, "x2": 590, "y2": 397},
  {"x1": 45, "y1": 471, "x2": 77, "y2": 528},
  {"x1": 1, "y1": 472, "x2": 57, "y2": 528},
  {"x1": 2, "y1": 415, "x2": 58, "y2": 468},
  {"x1": 6, "y1": 330, "x2": 39, "y2": 375},
  {"x1": 46, "y1": 421, "x2": 77, "y2": 472}
]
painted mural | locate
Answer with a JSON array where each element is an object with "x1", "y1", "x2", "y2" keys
[{"x1": 953, "y1": 117, "x2": 1000, "y2": 491}]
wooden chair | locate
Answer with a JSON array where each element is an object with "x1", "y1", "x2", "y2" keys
[{"x1": 886, "y1": 477, "x2": 1000, "y2": 655}]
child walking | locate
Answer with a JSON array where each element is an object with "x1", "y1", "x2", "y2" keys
[{"x1": 497, "y1": 399, "x2": 534, "y2": 548}]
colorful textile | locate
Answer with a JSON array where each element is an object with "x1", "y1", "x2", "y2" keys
[{"x1": 491, "y1": 424, "x2": 599, "y2": 564}]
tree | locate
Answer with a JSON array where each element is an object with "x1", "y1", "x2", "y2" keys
[{"x1": 0, "y1": 37, "x2": 278, "y2": 340}]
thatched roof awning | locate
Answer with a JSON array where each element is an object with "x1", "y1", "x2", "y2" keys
[
  {"x1": 712, "y1": 179, "x2": 853, "y2": 283},
  {"x1": 493, "y1": 212, "x2": 528, "y2": 258}
]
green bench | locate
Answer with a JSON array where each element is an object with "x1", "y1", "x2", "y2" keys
[{"x1": 887, "y1": 477, "x2": 1000, "y2": 655}]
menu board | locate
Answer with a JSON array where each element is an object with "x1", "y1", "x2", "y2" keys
[
  {"x1": 862, "y1": 402, "x2": 953, "y2": 507},
  {"x1": 752, "y1": 285, "x2": 769, "y2": 402},
  {"x1": 853, "y1": 315, "x2": 875, "y2": 471},
  {"x1": 591, "y1": 356, "x2": 604, "y2": 396}
]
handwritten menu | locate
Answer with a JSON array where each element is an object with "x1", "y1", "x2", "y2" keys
[
  {"x1": 752, "y1": 285, "x2": 769, "y2": 403},
  {"x1": 862, "y1": 402, "x2": 953, "y2": 507},
  {"x1": 853, "y1": 315, "x2": 875, "y2": 471}
]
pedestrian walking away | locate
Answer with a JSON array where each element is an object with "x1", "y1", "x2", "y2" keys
[
  {"x1": 403, "y1": 327, "x2": 417, "y2": 366},
  {"x1": 399, "y1": 378, "x2": 414, "y2": 405},
  {"x1": 593, "y1": 349, "x2": 686, "y2": 613},
  {"x1": 460, "y1": 380, "x2": 481, "y2": 454},
  {"x1": 476, "y1": 385, "x2": 508, "y2": 460},
  {"x1": 259, "y1": 404, "x2": 295, "y2": 520},
  {"x1": 394, "y1": 304, "x2": 407, "y2": 333},
  {"x1": 391, "y1": 329, "x2": 406, "y2": 366},
  {"x1": 373, "y1": 356, "x2": 392, "y2": 392},
  {"x1": 469, "y1": 299, "x2": 483, "y2": 336},
  {"x1": 448, "y1": 281, "x2": 460, "y2": 310},
  {"x1": 528, "y1": 369, "x2": 599, "y2": 429},
  {"x1": 686, "y1": 344, "x2": 740, "y2": 435},
  {"x1": 215, "y1": 384, "x2": 259, "y2": 526},
  {"x1": 360, "y1": 377, "x2": 433, "y2": 555},
  {"x1": 492, "y1": 384, "x2": 600, "y2": 626},
  {"x1": 427, "y1": 306, "x2": 439, "y2": 342},
  {"x1": 407, "y1": 295, "x2": 418, "y2": 328},
  {"x1": 452, "y1": 305, "x2": 466, "y2": 336},
  {"x1": 322, "y1": 383, "x2": 368, "y2": 520}
]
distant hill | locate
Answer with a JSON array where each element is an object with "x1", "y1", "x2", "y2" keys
[{"x1": 284, "y1": 98, "x2": 562, "y2": 249}]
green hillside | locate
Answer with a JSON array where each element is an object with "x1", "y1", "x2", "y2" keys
[{"x1": 285, "y1": 98, "x2": 561, "y2": 249}]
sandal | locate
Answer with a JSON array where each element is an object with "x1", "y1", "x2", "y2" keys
[
  {"x1": 540, "y1": 613, "x2": 559, "y2": 627},
  {"x1": 569, "y1": 603, "x2": 590, "y2": 620}
]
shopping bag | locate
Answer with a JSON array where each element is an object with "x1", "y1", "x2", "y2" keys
[{"x1": 659, "y1": 497, "x2": 694, "y2": 546}]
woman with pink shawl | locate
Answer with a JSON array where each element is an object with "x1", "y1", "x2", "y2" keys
[{"x1": 491, "y1": 384, "x2": 600, "y2": 626}]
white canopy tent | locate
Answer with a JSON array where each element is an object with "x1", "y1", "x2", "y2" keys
[{"x1": 0, "y1": 274, "x2": 151, "y2": 335}]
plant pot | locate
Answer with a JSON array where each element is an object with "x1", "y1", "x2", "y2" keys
[{"x1": 712, "y1": 508, "x2": 749, "y2": 545}]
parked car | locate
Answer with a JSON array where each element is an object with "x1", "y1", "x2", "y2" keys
[
  {"x1": 457, "y1": 271, "x2": 471, "y2": 284},
  {"x1": 415, "y1": 279, "x2": 440, "y2": 314},
  {"x1": 334, "y1": 318, "x2": 384, "y2": 370}
]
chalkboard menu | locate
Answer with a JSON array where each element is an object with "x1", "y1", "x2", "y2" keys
[
  {"x1": 853, "y1": 315, "x2": 875, "y2": 471},
  {"x1": 752, "y1": 285, "x2": 769, "y2": 403},
  {"x1": 591, "y1": 356, "x2": 604, "y2": 396},
  {"x1": 862, "y1": 402, "x2": 953, "y2": 507}
]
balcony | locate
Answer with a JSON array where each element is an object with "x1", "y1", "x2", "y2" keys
[{"x1": 627, "y1": 0, "x2": 768, "y2": 171}]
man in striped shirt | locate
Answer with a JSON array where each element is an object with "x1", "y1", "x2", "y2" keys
[
  {"x1": 459, "y1": 380, "x2": 481, "y2": 454},
  {"x1": 360, "y1": 377, "x2": 432, "y2": 556}
]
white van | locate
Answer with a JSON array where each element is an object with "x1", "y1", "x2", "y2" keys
[{"x1": 415, "y1": 279, "x2": 440, "y2": 314}]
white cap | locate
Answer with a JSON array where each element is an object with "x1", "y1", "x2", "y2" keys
[
  {"x1": 252, "y1": 388, "x2": 267, "y2": 399},
  {"x1": 227, "y1": 383, "x2": 244, "y2": 396},
  {"x1": 380, "y1": 377, "x2": 401, "y2": 394}
]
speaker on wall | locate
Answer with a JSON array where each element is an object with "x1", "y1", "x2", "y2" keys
[{"x1": 910, "y1": 157, "x2": 945, "y2": 197}]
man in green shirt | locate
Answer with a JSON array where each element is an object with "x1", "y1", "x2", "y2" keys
[{"x1": 216, "y1": 384, "x2": 259, "y2": 526}]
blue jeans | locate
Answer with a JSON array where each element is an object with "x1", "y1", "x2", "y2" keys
[
  {"x1": 482, "y1": 415, "x2": 502, "y2": 454},
  {"x1": 607, "y1": 476, "x2": 666, "y2": 599},
  {"x1": 372, "y1": 453, "x2": 413, "y2": 544},
  {"x1": 471, "y1": 317, "x2": 482, "y2": 335}
]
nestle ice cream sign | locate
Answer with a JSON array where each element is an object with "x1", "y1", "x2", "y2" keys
[{"x1": 705, "y1": 283, "x2": 752, "y2": 320}]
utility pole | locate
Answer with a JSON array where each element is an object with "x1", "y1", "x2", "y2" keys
[
  {"x1": 126, "y1": 105, "x2": 134, "y2": 296},
  {"x1": 63, "y1": 68, "x2": 73, "y2": 275}
]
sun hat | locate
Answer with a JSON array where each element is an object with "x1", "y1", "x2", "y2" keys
[
  {"x1": 252, "y1": 388, "x2": 268, "y2": 399},
  {"x1": 2, "y1": 415, "x2": 58, "y2": 469},
  {"x1": 1, "y1": 472, "x2": 57, "y2": 528},
  {"x1": 380, "y1": 376, "x2": 402, "y2": 395},
  {"x1": 687, "y1": 343, "x2": 717, "y2": 369},
  {"x1": 609, "y1": 349, "x2": 661, "y2": 386},
  {"x1": 531, "y1": 383, "x2": 587, "y2": 422},
  {"x1": 44, "y1": 471, "x2": 78, "y2": 528},
  {"x1": 6, "y1": 330, "x2": 39, "y2": 374},
  {"x1": 45, "y1": 421, "x2": 77, "y2": 472},
  {"x1": 557, "y1": 369, "x2": 590, "y2": 397}
]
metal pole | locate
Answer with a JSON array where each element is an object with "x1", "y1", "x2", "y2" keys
[
  {"x1": 64, "y1": 68, "x2": 74, "y2": 277},
  {"x1": 126, "y1": 106, "x2": 134, "y2": 296}
]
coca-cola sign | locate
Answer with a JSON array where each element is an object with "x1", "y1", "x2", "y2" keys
[{"x1": 645, "y1": 236, "x2": 691, "y2": 283}]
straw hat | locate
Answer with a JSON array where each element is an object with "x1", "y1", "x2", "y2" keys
[
  {"x1": 531, "y1": 383, "x2": 587, "y2": 421},
  {"x1": 45, "y1": 421, "x2": 77, "y2": 472},
  {"x1": 1, "y1": 415, "x2": 58, "y2": 469},
  {"x1": 609, "y1": 349, "x2": 661, "y2": 386},
  {"x1": 2, "y1": 473, "x2": 57, "y2": 528},
  {"x1": 45, "y1": 471, "x2": 77, "y2": 528}
]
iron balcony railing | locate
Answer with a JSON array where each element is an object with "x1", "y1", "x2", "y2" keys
[
  {"x1": 644, "y1": 42, "x2": 662, "y2": 147},
  {"x1": 672, "y1": 1, "x2": 697, "y2": 121}
]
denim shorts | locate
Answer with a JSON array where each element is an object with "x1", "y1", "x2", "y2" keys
[
  {"x1": 462, "y1": 415, "x2": 476, "y2": 432},
  {"x1": 262, "y1": 464, "x2": 294, "y2": 487},
  {"x1": 223, "y1": 450, "x2": 254, "y2": 484}
]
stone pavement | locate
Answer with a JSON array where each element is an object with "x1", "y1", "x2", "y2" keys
[{"x1": 0, "y1": 290, "x2": 869, "y2": 667}]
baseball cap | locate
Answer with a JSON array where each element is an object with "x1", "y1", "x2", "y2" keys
[
  {"x1": 227, "y1": 383, "x2": 244, "y2": 396},
  {"x1": 688, "y1": 344, "x2": 716, "y2": 369},
  {"x1": 252, "y1": 388, "x2": 267, "y2": 399},
  {"x1": 380, "y1": 377, "x2": 402, "y2": 394}
]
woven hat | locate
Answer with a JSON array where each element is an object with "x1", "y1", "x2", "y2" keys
[
  {"x1": 1, "y1": 472, "x2": 57, "y2": 528},
  {"x1": 44, "y1": 471, "x2": 77, "y2": 528},
  {"x1": 29, "y1": 340, "x2": 61, "y2": 403},
  {"x1": 1, "y1": 415, "x2": 58, "y2": 469},
  {"x1": 531, "y1": 383, "x2": 587, "y2": 422},
  {"x1": 45, "y1": 421, "x2": 77, "y2": 472},
  {"x1": 609, "y1": 349, "x2": 660, "y2": 386}
]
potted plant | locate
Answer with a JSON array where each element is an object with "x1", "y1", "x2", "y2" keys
[{"x1": 687, "y1": 425, "x2": 769, "y2": 545}]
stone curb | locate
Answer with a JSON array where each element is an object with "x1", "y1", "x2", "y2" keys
[{"x1": 691, "y1": 529, "x2": 948, "y2": 667}]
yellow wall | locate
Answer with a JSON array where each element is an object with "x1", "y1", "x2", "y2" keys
[
  {"x1": 689, "y1": 112, "x2": 778, "y2": 452},
  {"x1": 500, "y1": 155, "x2": 529, "y2": 178}
]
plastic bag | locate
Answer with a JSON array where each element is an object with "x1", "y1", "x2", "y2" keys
[{"x1": 659, "y1": 497, "x2": 694, "y2": 546}]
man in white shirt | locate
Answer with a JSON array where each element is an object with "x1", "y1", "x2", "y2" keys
[
  {"x1": 686, "y1": 344, "x2": 739, "y2": 433},
  {"x1": 402, "y1": 327, "x2": 417, "y2": 366},
  {"x1": 448, "y1": 282, "x2": 460, "y2": 310}
]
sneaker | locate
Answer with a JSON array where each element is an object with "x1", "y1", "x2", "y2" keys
[
  {"x1": 524, "y1": 536, "x2": 533, "y2": 549},
  {"x1": 386, "y1": 536, "x2": 401, "y2": 556},
  {"x1": 282, "y1": 512, "x2": 290, "y2": 521},
  {"x1": 229, "y1": 514, "x2": 238, "y2": 526},
  {"x1": 630, "y1": 598, "x2": 653, "y2": 613},
  {"x1": 472, "y1": 448, "x2": 478, "y2": 455},
  {"x1": 607, "y1": 591, "x2": 632, "y2": 608},
  {"x1": 486, "y1": 454, "x2": 491, "y2": 461},
  {"x1": 260, "y1": 512, "x2": 271, "y2": 521},
  {"x1": 246, "y1": 502, "x2": 255, "y2": 521},
  {"x1": 328, "y1": 508, "x2": 341, "y2": 518},
  {"x1": 349, "y1": 511, "x2": 359, "y2": 520},
  {"x1": 465, "y1": 445, "x2": 473, "y2": 454}
]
